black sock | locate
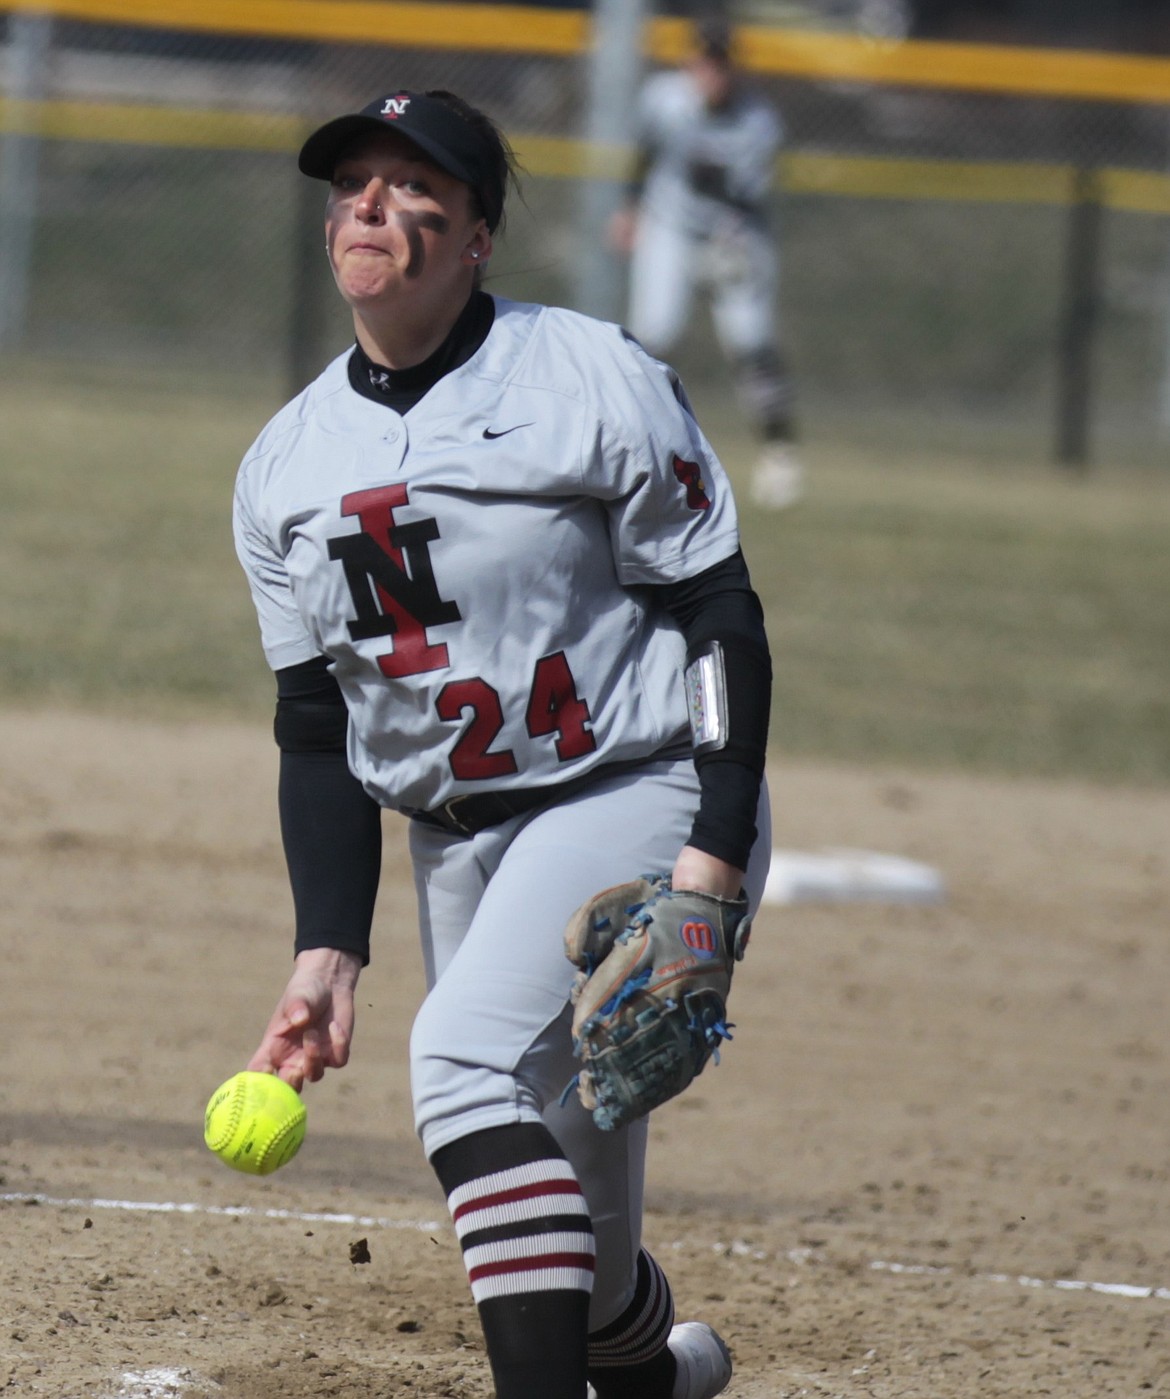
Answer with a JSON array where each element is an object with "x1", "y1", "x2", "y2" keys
[
  {"x1": 432, "y1": 1123, "x2": 594, "y2": 1399},
  {"x1": 587, "y1": 1248, "x2": 677, "y2": 1399}
]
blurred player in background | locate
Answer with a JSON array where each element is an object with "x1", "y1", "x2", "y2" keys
[{"x1": 608, "y1": 14, "x2": 803, "y2": 509}]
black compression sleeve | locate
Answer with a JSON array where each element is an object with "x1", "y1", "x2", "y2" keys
[
  {"x1": 278, "y1": 751, "x2": 382, "y2": 964},
  {"x1": 653, "y1": 550, "x2": 772, "y2": 871},
  {"x1": 274, "y1": 654, "x2": 349, "y2": 751},
  {"x1": 274, "y1": 658, "x2": 382, "y2": 965}
]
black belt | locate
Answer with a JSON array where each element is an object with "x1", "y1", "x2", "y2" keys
[
  {"x1": 405, "y1": 787, "x2": 555, "y2": 837},
  {"x1": 405, "y1": 744, "x2": 690, "y2": 838}
]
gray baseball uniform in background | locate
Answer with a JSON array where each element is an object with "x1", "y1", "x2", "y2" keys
[
  {"x1": 622, "y1": 59, "x2": 803, "y2": 510},
  {"x1": 628, "y1": 68, "x2": 783, "y2": 362}
]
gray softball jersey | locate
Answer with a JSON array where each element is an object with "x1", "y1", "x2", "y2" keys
[
  {"x1": 234, "y1": 297, "x2": 741, "y2": 817},
  {"x1": 636, "y1": 69, "x2": 783, "y2": 236}
]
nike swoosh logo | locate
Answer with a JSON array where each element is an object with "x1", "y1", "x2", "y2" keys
[{"x1": 482, "y1": 423, "x2": 533, "y2": 440}]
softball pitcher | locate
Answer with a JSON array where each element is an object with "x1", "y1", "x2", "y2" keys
[{"x1": 233, "y1": 87, "x2": 773, "y2": 1399}]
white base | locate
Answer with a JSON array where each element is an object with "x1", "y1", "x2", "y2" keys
[{"x1": 762, "y1": 847, "x2": 945, "y2": 905}]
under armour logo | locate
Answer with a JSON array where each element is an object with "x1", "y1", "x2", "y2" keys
[
  {"x1": 381, "y1": 96, "x2": 411, "y2": 118},
  {"x1": 369, "y1": 370, "x2": 391, "y2": 392}
]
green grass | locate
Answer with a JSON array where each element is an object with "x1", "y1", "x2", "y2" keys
[
  {"x1": 2, "y1": 362, "x2": 1168, "y2": 784},
  {"x1": 0, "y1": 362, "x2": 277, "y2": 719},
  {"x1": 734, "y1": 438, "x2": 1170, "y2": 783}
]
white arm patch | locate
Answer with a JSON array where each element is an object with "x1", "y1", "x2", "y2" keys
[{"x1": 684, "y1": 640, "x2": 729, "y2": 756}]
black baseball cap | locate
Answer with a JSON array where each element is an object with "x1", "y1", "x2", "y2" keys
[
  {"x1": 298, "y1": 91, "x2": 506, "y2": 231},
  {"x1": 694, "y1": 15, "x2": 733, "y2": 61}
]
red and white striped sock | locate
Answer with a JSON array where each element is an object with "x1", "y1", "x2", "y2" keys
[
  {"x1": 432, "y1": 1123, "x2": 595, "y2": 1399},
  {"x1": 448, "y1": 1153, "x2": 597, "y2": 1302}
]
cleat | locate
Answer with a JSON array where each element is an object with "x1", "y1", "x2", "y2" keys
[
  {"x1": 750, "y1": 443, "x2": 804, "y2": 509},
  {"x1": 585, "y1": 1321, "x2": 732, "y2": 1399},
  {"x1": 669, "y1": 1321, "x2": 733, "y2": 1399}
]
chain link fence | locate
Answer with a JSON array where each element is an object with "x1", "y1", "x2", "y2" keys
[{"x1": 3, "y1": 5, "x2": 1170, "y2": 465}]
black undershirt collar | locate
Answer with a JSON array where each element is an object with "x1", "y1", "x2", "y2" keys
[{"x1": 347, "y1": 290, "x2": 496, "y2": 416}]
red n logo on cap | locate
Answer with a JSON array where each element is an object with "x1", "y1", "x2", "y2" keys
[{"x1": 381, "y1": 96, "x2": 411, "y2": 118}]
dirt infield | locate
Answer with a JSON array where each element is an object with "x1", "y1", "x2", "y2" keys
[{"x1": 1, "y1": 709, "x2": 1168, "y2": 1398}]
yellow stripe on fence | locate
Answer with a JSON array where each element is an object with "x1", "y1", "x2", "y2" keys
[
  {"x1": 782, "y1": 155, "x2": 1170, "y2": 214},
  {"x1": 726, "y1": 27, "x2": 1170, "y2": 105},
  {"x1": 5, "y1": 0, "x2": 1170, "y2": 104},
  {"x1": 1, "y1": 0, "x2": 588, "y2": 55},
  {"x1": 1101, "y1": 168, "x2": 1170, "y2": 216},
  {"x1": 4, "y1": 95, "x2": 1170, "y2": 215},
  {"x1": 511, "y1": 134, "x2": 630, "y2": 181},
  {"x1": 781, "y1": 152, "x2": 1078, "y2": 206},
  {"x1": 0, "y1": 96, "x2": 301, "y2": 151}
]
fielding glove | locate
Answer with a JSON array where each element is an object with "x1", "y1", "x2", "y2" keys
[{"x1": 564, "y1": 875, "x2": 751, "y2": 1131}]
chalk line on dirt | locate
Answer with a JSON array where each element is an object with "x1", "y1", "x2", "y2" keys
[
  {"x1": 0, "y1": 1189, "x2": 443, "y2": 1231},
  {"x1": 6, "y1": 1191, "x2": 1167, "y2": 1306},
  {"x1": 110, "y1": 1367, "x2": 210, "y2": 1398},
  {"x1": 869, "y1": 1257, "x2": 1170, "y2": 1301}
]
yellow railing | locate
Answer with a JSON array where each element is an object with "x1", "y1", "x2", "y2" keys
[
  {"x1": 781, "y1": 154, "x2": 1170, "y2": 215},
  {"x1": 3, "y1": 0, "x2": 1170, "y2": 104},
  {"x1": 0, "y1": 96, "x2": 299, "y2": 150},
  {"x1": 0, "y1": 0, "x2": 589, "y2": 56}
]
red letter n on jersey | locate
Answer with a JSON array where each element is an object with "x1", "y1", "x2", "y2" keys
[{"x1": 327, "y1": 484, "x2": 461, "y2": 678}]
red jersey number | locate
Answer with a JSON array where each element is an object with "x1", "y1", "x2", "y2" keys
[
  {"x1": 437, "y1": 653, "x2": 596, "y2": 781},
  {"x1": 526, "y1": 652, "x2": 597, "y2": 761}
]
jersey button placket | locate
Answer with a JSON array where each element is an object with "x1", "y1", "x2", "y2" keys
[{"x1": 382, "y1": 421, "x2": 409, "y2": 472}]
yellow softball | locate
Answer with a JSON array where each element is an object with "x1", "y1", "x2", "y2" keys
[{"x1": 203, "y1": 1070, "x2": 307, "y2": 1176}]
